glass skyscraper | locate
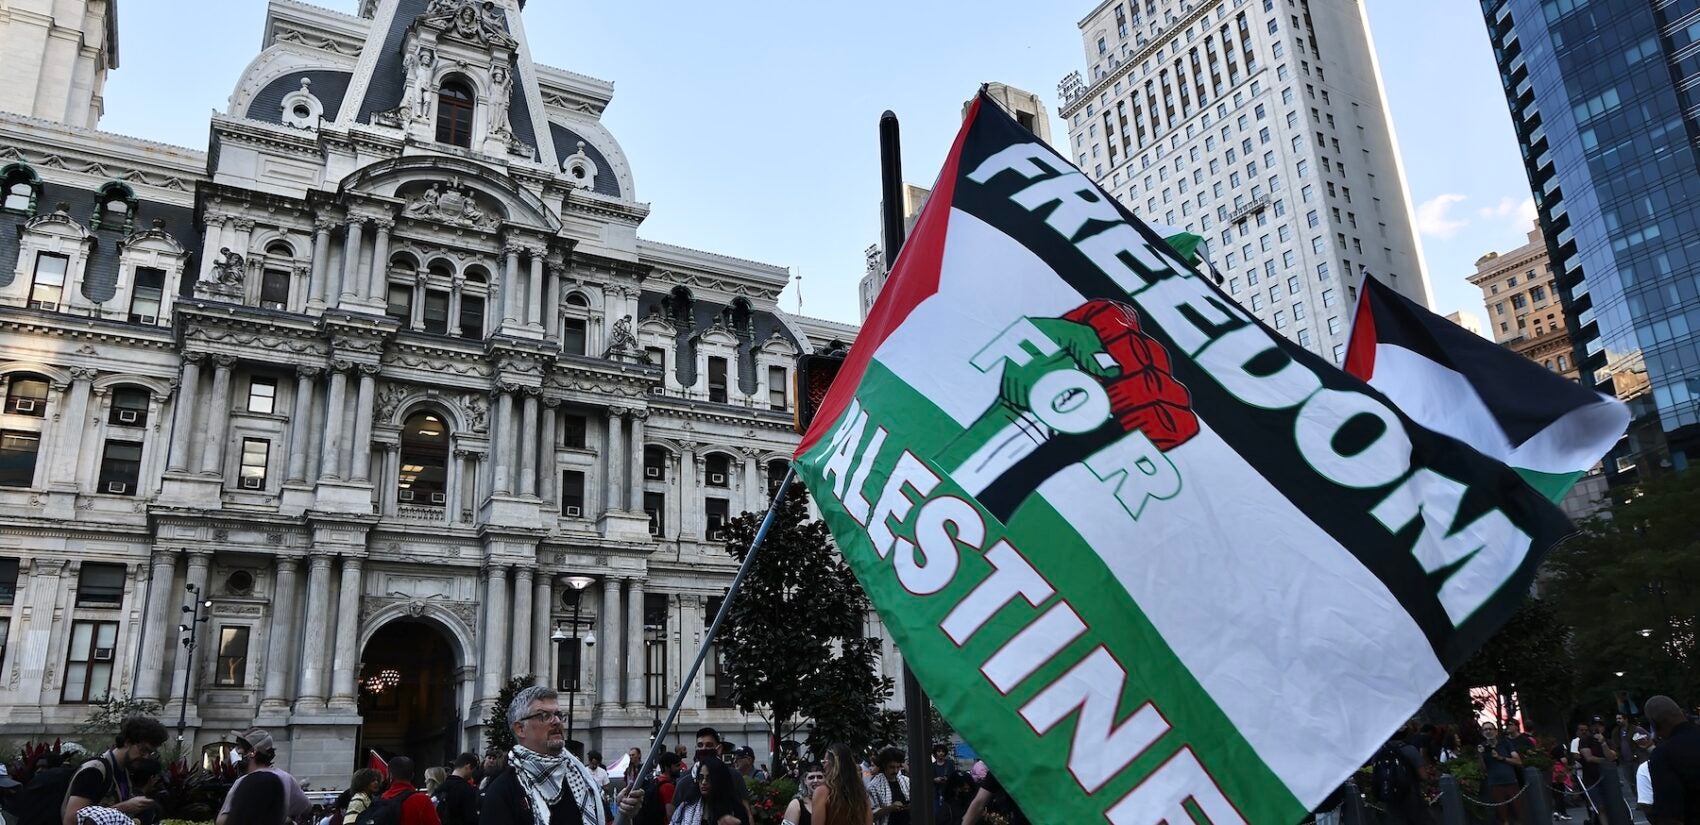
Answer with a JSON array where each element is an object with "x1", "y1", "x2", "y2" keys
[{"x1": 1482, "y1": 0, "x2": 1700, "y2": 479}]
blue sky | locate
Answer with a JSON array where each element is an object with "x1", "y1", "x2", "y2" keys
[{"x1": 100, "y1": 0, "x2": 1534, "y2": 327}]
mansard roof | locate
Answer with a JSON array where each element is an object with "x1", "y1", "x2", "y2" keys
[{"x1": 247, "y1": 70, "x2": 354, "y2": 125}]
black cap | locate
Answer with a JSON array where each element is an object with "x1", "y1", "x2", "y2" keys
[
  {"x1": 1592, "y1": 716, "x2": 1604, "y2": 723},
  {"x1": 734, "y1": 746, "x2": 756, "y2": 759}
]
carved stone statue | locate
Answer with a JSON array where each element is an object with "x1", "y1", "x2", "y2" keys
[
  {"x1": 424, "y1": 0, "x2": 516, "y2": 48},
  {"x1": 403, "y1": 46, "x2": 436, "y2": 119},
  {"x1": 406, "y1": 183, "x2": 443, "y2": 216},
  {"x1": 212, "y1": 247, "x2": 246, "y2": 286},
  {"x1": 605, "y1": 314, "x2": 639, "y2": 356},
  {"x1": 487, "y1": 62, "x2": 513, "y2": 139},
  {"x1": 404, "y1": 182, "x2": 496, "y2": 229}
]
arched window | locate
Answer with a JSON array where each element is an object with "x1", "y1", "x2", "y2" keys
[
  {"x1": 2, "y1": 164, "x2": 41, "y2": 213},
  {"x1": 704, "y1": 453, "x2": 731, "y2": 488},
  {"x1": 563, "y1": 292, "x2": 590, "y2": 356},
  {"x1": 435, "y1": 78, "x2": 476, "y2": 148},
  {"x1": 260, "y1": 242, "x2": 295, "y2": 311},
  {"x1": 460, "y1": 265, "x2": 489, "y2": 340},
  {"x1": 92, "y1": 182, "x2": 137, "y2": 231},
  {"x1": 766, "y1": 459, "x2": 790, "y2": 496},
  {"x1": 644, "y1": 445, "x2": 669, "y2": 482},
  {"x1": 398, "y1": 411, "x2": 449, "y2": 508}
]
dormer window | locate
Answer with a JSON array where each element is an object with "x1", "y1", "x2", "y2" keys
[
  {"x1": 436, "y1": 78, "x2": 475, "y2": 148},
  {"x1": 2, "y1": 183, "x2": 30, "y2": 212},
  {"x1": 1, "y1": 164, "x2": 40, "y2": 213}
]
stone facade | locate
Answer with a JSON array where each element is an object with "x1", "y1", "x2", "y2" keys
[
  {"x1": 1468, "y1": 223, "x2": 1577, "y2": 381},
  {"x1": 0, "y1": 0, "x2": 879, "y2": 790}
]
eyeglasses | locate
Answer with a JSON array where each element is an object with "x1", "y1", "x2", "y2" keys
[{"x1": 520, "y1": 711, "x2": 569, "y2": 724}]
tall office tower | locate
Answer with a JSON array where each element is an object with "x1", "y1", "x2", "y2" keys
[
  {"x1": 1468, "y1": 223, "x2": 1579, "y2": 382},
  {"x1": 1482, "y1": 0, "x2": 1700, "y2": 478},
  {"x1": 1059, "y1": 0, "x2": 1432, "y2": 363}
]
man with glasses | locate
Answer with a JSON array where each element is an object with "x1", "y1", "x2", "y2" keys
[
  {"x1": 60, "y1": 715, "x2": 166, "y2": 824},
  {"x1": 482, "y1": 686, "x2": 643, "y2": 825}
]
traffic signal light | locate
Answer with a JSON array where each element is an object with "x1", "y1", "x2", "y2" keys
[{"x1": 793, "y1": 351, "x2": 847, "y2": 434}]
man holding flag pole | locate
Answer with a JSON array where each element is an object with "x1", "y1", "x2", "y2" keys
[{"x1": 618, "y1": 87, "x2": 1628, "y2": 825}]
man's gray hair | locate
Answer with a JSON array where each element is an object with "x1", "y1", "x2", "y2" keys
[{"x1": 508, "y1": 685, "x2": 558, "y2": 730}]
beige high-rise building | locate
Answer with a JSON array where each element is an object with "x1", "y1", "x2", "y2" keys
[
  {"x1": 1058, "y1": 0, "x2": 1432, "y2": 363},
  {"x1": 1468, "y1": 224, "x2": 1577, "y2": 381},
  {"x1": 1445, "y1": 310, "x2": 1486, "y2": 338}
]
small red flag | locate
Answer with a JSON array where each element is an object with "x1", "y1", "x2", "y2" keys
[{"x1": 368, "y1": 750, "x2": 388, "y2": 779}]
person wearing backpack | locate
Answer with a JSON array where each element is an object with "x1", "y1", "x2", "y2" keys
[
  {"x1": 360, "y1": 758, "x2": 440, "y2": 825},
  {"x1": 217, "y1": 729, "x2": 310, "y2": 825},
  {"x1": 434, "y1": 753, "x2": 480, "y2": 825},
  {"x1": 1373, "y1": 728, "x2": 1427, "y2": 825},
  {"x1": 61, "y1": 715, "x2": 168, "y2": 825},
  {"x1": 636, "y1": 752, "x2": 683, "y2": 825}
]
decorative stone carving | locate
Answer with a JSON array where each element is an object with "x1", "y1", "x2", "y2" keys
[
  {"x1": 604, "y1": 314, "x2": 639, "y2": 357},
  {"x1": 375, "y1": 383, "x2": 409, "y2": 421},
  {"x1": 463, "y1": 393, "x2": 488, "y2": 432},
  {"x1": 562, "y1": 141, "x2": 599, "y2": 190},
  {"x1": 211, "y1": 247, "x2": 246, "y2": 287},
  {"x1": 423, "y1": 0, "x2": 516, "y2": 49},
  {"x1": 404, "y1": 182, "x2": 498, "y2": 230},
  {"x1": 403, "y1": 46, "x2": 437, "y2": 119}
]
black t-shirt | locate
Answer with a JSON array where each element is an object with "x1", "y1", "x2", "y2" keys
[
  {"x1": 435, "y1": 774, "x2": 479, "y2": 825},
  {"x1": 1579, "y1": 735, "x2": 1609, "y2": 785},
  {"x1": 66, "y1": 755, "x2": 120, "y2": 805}
]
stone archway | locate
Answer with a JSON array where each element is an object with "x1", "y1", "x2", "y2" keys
[{"x1": 357, "y1": 617, "x2": 463, "y2": 771}]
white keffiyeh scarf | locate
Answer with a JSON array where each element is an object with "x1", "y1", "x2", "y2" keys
[{"x1": 510, "y1": 745, "x2": 603, "y2": 825}]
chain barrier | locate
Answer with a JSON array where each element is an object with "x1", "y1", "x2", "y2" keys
[{"x1": 1457, "y1": 780, "x2": 1532, "y2": 808}]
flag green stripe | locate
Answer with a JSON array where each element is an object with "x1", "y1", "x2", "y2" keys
[
  {"x1": 798, "y1": 359, "x2": 1304, "y2": 825},
  {"x1": 1512, "y1": 467, "x2": 1583, "y2": 505}
]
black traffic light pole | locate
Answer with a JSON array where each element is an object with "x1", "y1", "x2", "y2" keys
[{"x1": 881, "y1": 109, "x2": 937, "y2": 825}]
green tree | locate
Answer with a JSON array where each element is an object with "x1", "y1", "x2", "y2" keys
[
  {"x1": 718, "y1": 480, "x2": 894, "y2": 760},
  {"x1": 1542, "y1": 471, "x2": 1700, "y2": 707},
  {"x1": 1430, "y1": 598, "x2": 1574, "y2": 735},
  {"x1": 484, "y1": 674, "x2": 537, "y2": 756},
  {"x1": 77, "y1": 695, "x2": 164, "y2": 738}
]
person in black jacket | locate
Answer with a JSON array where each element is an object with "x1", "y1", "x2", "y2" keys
[
  {"x1": 436, "y1": 752, "x2": 481, "y2": 825},
  {"x1": 481, "y1": 686, "x2": 644, "y2": 825}
]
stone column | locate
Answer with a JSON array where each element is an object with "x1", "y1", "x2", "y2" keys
[
  {"x1": 492, "y1": 389, "x2": 514, "y2": 495},
  {"x1": 166, "y1": 355, "x2": 202, "y2": 474},
  {"x1": 197, "y1": 356, "x2": 234, "y2": 477},
  {"x1": 340, "y1": 218, "x2": 365, "y2": 303},
  {"x1": 134, "y1": 549, "x2": 179, "y2": 703},
  {"x1": 543, "y1": 265, "x2": 561, "y2": 340},
  {"x1": 532, "y1": 575, "x2": 552, "y2": 688},
  {"x1": 367, "y1": 219, "x2": 392, "y2": 301},
  {"x1": 380, "y1": 444, "x2": 401, "y2": 515},
  {"x1": 519, "y1": 392, "x2": 538, "y2": 497},
  {"x1": 627, "y1": 411, "x2": 646, "y2": 516},
  {"x1": 680, "y1": 446, "x2": 701, "y2": 541},
  {"x1": 501, "y1": 245, "x2": 521, "y2": 326},
  {"x1": 604, "y1": 409, "x2": 625, "y2": 513},
  {"x1": 598, "y1": 576, "x2": 621, "y2": 706},
  {"x1": 319, "y1": 365, "x2": 349, "y2": 481},
  {"x1": 742, "y1": 450, "x2": 761, "y2": 513},
  {"x1": 329, "y1": 556, "x2": 364, "y2": 709},
  {"x1": 446, "y1": 448, "x2": 466, "y2": 525},
  {"x1": 526, "y1": 251, "x2": 544, "y2": 328},
  {"x1": 681, "y1": 594, "x2": 707, "y2": 710},
  {"x1": 170, "y1": 552, "x2": 211, "y2": 710},
  {"x1": 448, "y1": 278, "x2": 464, "y2": 337},
  {"x1": 295, "y1": 554, "x2": 334, "y2": 710},
  {"x1": 511, "y1": 566, "x2": 533, "y2": 678},
  {"x1": 52, "y1": 372, "x2": 93, "y2": 487},
  {"x1": 308, "y1": 218, "x2": 334, "y2": 308},
  {"x1": 480, "y1": 565, "x2": 510, "y2": 701},
  {"x1": 538, "y1": 402, "x2": 557, "y2": 511},
  {"x1": 259, "y1": 556, "x2": 300, "y2": 712},
  {"x1": 348, "y1": 367, "x2": 377, "y2": 483},
  {"x1": 410, "y1": 274, "x2": 426, "y2": 330},
  {"x1": 286, "y1": 367, "x2": 318, "y2": 483},
  {"x1": 625, "y1": 578, "x2": 645, "y2": 706}
]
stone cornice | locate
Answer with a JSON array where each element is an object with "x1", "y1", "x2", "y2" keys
[
  {"x1": 209, "y1": 113, "x2": 323, "y2": 158},
  {"x1": 1059, "y1": 0, "x2": 1225, "y2": 119},
  {"x1": 0, "y1": 310, "x2": 179, "y2": 352},
  {"x1": 0, "y1": 125, "x2": 203, "y2": 207}
]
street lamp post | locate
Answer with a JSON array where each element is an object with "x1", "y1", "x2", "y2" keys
[
  {"x1": 175, "y1": 583, "x2": 212, "y2": 743},
  {"x1": 552, "y1": 575, "x2": 597, "y2": 751}
]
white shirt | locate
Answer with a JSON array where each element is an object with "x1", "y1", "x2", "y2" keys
[
  {"x1": 592, "y1": 767, "x2": 610, "y2": 789},
  {"x1": 1636, "y1": 761, "x2": 1653, "y2": 806}
]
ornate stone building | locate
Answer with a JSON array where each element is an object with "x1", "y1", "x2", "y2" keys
[
  {"x1": 1468, "y1": 223, "x2": 1578, "y2": 381},
  {"x1": 0, "y1": 0, "x2": 868, "y2": 788}
]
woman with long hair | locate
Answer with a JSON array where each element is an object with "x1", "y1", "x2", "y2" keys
[
  {"x1": 340, "y1": 768, "x2": 383, "y2": 825},
  {"x1": 675, "y1": 756, "x2": 751, "y2": 825},
  {"x1": 813, "y1": 744, "x2": 872, "y2": 825},
  {"x1": 783, "y1": 762, "x2": 825, "y2": 825},
  {"x1": 223, "y1": 769, "x2": 286, "y2": 825}
]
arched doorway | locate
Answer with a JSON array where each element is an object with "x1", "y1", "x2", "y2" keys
[{"x1": 358, "y1": 619, "x2": 461, "y2": 770}]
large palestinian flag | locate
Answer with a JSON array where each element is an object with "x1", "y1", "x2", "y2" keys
[
  {"x1": 793, "y1": 91, "x2": 1575, "y2": 824},
  {"x1": 1345, "y1": 276, "x2": 1628, "y2": 502}
]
